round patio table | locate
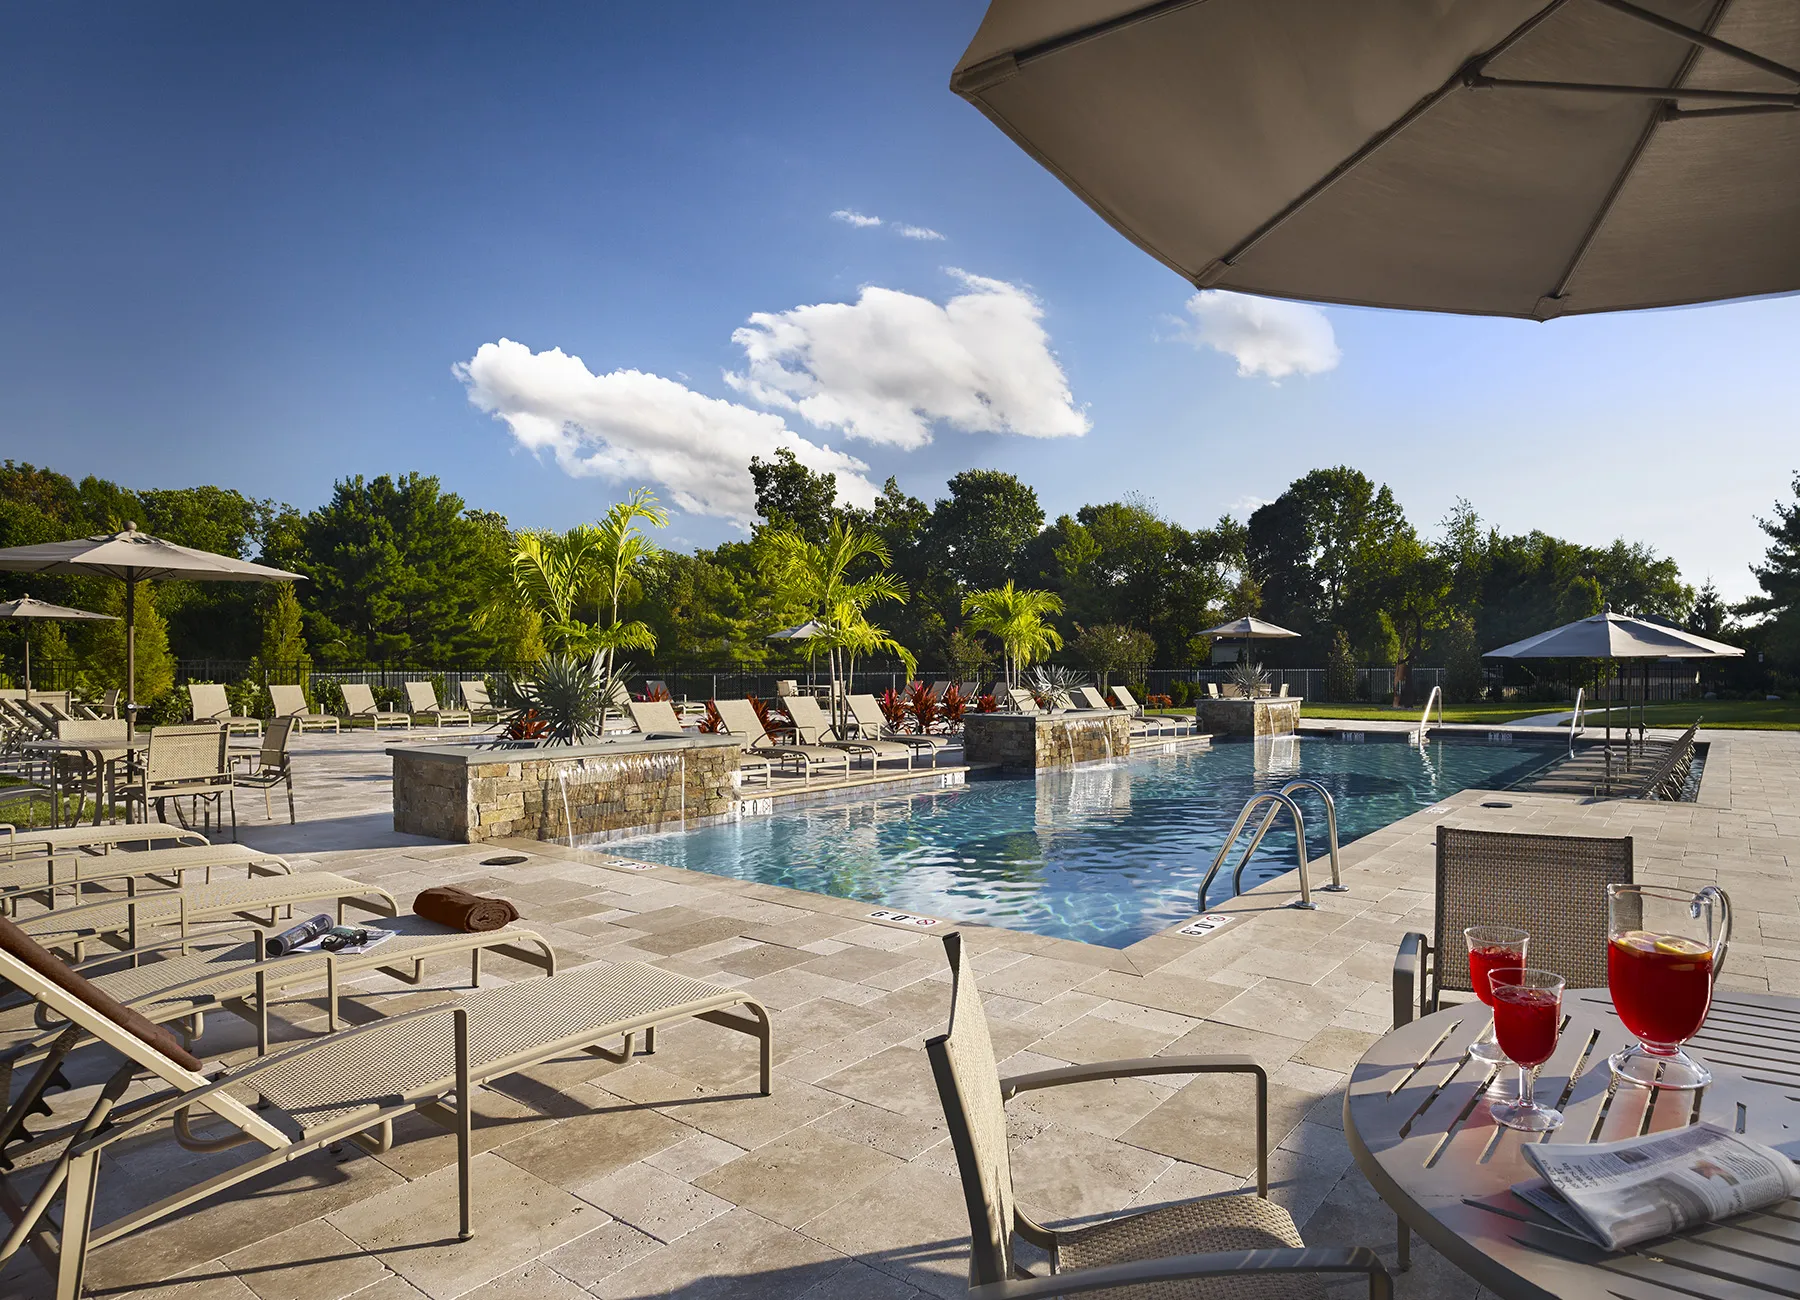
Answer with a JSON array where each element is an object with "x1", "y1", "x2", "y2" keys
[
  {"x1": 1346, "y1": 988, "x2": 1800, "y2": 1299},
  {"x1": 20, "y1": 737, "x2": 145, "y2": 826}
]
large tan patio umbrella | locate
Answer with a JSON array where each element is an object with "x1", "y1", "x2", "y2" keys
[
  {"x1": 1484, "y1": 608, "x2": 1742, "y2": 753},
  {"x1": 951, "y1": 1, "x2": 1800, "y2": 318},
  {"x1": 0, "y1": 595, "x2": 117, "y2": 693},
  {"x1": 0, "y1": 524, "x2": 302, "y2": 722}
]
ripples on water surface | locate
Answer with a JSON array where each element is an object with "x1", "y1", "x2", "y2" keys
[{"x1": 603, "y1": 735, "x2": 1563, "y2": 948}]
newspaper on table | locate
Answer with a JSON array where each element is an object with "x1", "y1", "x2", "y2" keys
[{"x1": 1513, "y1": 1122, "x2": 1800, "y2": 1251}]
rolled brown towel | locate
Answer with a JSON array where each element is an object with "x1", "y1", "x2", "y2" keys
[{"x1": 415, "y1": 885, "x2": 520, "y2": 933}]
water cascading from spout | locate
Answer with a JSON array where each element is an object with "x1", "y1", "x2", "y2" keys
[{"x1": 556, "y1": 767, "x2": 575, "y2": 848}]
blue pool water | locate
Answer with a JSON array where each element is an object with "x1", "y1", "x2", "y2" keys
[{"x1": 603, "y1": 734, "x2": 1563, "y2": 948}]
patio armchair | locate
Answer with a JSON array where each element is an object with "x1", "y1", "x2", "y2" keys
[
  {"x1": 784, "y1": 694, "x2": 916, "y2": 772},
  {"x1": 186, "y1": 683, "x2": 262, "y2": 737},
  {"x1": 341, "y1": 683, "x2": 410, "y2": 730},
  {"x1": 1393, "y1": 825, "x2": 1633, "y2": 1028},
  {"x1": 49, "y1": 721, "x2": 130, "y2": 825},
  {"x1": 119, "y1": 724, "x2": 235, "y2": 837},
  {"x1": 0, "y1": 922, "x2": 770, "y2": 1299},
  {"x1": 846, "y1": 693, "x2": 954, "y2": 755},
  {"x1": 405, "y1": 680, "x2": 471, "y2": 727},
  {"x1": 231, "y1": 716, "x2": 296, "y2": 823},
  {"x1": 459, "y1": 679, "x2": 500, "y2": 722},
  {"x1": 266, "y1": 684, "x2": 340, "y2": 734},
  {"x1": 711, "y1": 698, "x2": 850, "y2": 786},
  {"x1": 928, "y1": 931, "x2": 1391, "y2": 1300}
]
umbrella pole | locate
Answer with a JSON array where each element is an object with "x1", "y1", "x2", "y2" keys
[
  {"x1": 23, "y1": 637, "x2": 29, "y2": 694},
  {"x1": 124, "y1": 577, "x2": 137, "y2": 729}
]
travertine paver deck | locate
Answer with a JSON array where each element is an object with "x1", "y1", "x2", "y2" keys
[{"x1": 2, "y1": 726, "x2": 1796, "y2": 1299}]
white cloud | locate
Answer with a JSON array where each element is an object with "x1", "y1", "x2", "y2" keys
[
  {"x1": 456, "y1": 339, "x2": 878, "y2": 524},
  {"x1": 893, "y1": 223, "x2": 945, "y2": 241},
  {"x1": 725, "y1": 270, "x2": 1089, "y2": 450},
  {"x1": 1227, "y1": 494, "x2": 1276, "y2": 520},
  {"x1": 830, "y1": 209, "x2": 881, "y2": 228},
  {"x1": 1176, "y1": 290, "x2": 1340, "y2": 380}
]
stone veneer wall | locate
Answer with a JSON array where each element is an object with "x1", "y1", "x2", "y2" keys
[
  {"x1": 961, "y1": 710, "x2": 1133, "y2": 772},
  {"x1": 1197, "y1": 697, "x2": 1303, "y2": 738},
  {"x1": 392, "y1": 736, "x2": 741, "y2": 843}
]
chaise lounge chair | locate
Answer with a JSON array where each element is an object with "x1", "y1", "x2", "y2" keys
[
  {"x1": 1079, "y1": 685, "x2": 1174, "y2": 740},
  {"x1": 340, "y1": 683, "x2": 410, "y2": 730},
  {"x1": 266, "y1": 684, "x2": 340, "y2": 734},
  {"x1": 846, "y1": 694, "x2": 955, "y2": 757},
  {"x1": 185, "y1": 684, "x2": 262, "y2": 738},
  {"x1": 1, "y1": 841, "x2": 292, "y2": 913},
  {"x1": 711, "y1": 698, "x2": 850, "y2": 786},
  {"x1": 928, "y1": 931, "x2": 1391, "y2": 1300},
  {"x1": 1110, "y1": 684, "x2": 1185, "y2": 737},
  {"x1": 784, "y1": 694, "x2": 917, "y2": 772},
  {"x1": 0, "y1": 922, "x2": 770, "y2": 1299},
  {"x1": 459, "y1": 679, "x2": 500, "y2": 722},
  {"x1": 405, "y1": 681, "x2": 471, "y2": 727},
  {"x1": 0, "y1": 822, "x2": 205, "y2": 861}
]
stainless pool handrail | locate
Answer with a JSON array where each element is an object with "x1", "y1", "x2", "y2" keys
[
  {"x1": 1231, "y1": 779, "x2": 1348, "y2": 896},
  {"x1": 1568, "y1": 686, "x2": 1587, "y2": 759},
  {"x1": 1197, "y1": 791, "x2": 1318, "y2": 912},
  {"x1": 1411, "y1": 686, "x2": 1443, "y2": 746}
]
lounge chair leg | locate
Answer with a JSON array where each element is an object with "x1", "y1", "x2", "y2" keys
[
  {"x1": 470, "y1": 948, "x2": 481, "y2": 988},
  {"x1": 454, "y1": 1008, "x2": 473, "y2": 1241},
  {"x1": 1396, "y1": 1217, "x2": 1410, "y2": 1271},
  {"x1": 644, "y1": 1025, "x2": 656, "y2": 1055},
  {"x1": 56, "y1": 1147, "x2": 102, "y2": 1300}
]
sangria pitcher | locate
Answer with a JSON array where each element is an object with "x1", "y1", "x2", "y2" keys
[{"x1": 1607, "y1": 884, "x2": 1731, "y2": 1090}]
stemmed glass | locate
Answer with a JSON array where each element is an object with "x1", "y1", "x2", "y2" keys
[
  {"x1": 1489, "y1": 968, "x2": 1565, "y2": 1132},
  {"x1": 1607, "y1": 884, "x2": 1731, "y2": 1089},
  {"x1": 1464, "y1": 925, "x2": 1529, "y2": 1065}
]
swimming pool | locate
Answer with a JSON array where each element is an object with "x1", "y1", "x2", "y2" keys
[{"x1": 599, "y1": 734, "x2": 1563, "y2": 948}]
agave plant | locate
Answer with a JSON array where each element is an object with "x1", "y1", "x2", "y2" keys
[
  {"x1": 1024, "y1": 663, "x2": 1086, "y2": 711},
  {"x1": 1230, "y1": 659, "x2": 1270, "y2": 699},
  {"x1": 500, "y1": 653, "x2": 632, "y2": 745}
]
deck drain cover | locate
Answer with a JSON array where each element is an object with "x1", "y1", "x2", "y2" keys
[
  {"x1": 1480, "y1": 801, "x2": 1514, "y2": 809},
  {"x1": 481, "y1": 854, "x2": 529, "y2": 866}
]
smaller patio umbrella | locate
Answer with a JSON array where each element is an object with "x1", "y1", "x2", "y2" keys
[
  {"x1": 1198, "y1": 616, "x2": 1299, "y2": 668},
  {"x1": 765, "y1": 619, "x2": 826, "y2": 641},
  {"x1": 0, "y1": 594, "x2": 117, "y2": 692},
  {"x1": 0, "y1": 523, "x2": 303, "y2": 721}
]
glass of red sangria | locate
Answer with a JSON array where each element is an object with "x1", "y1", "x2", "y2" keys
[
  {"x1": 1464, "y1": 925, "x2": 1529, "y2": 1065},
  {"x1": 1607, "y1": 883, "x2": 1731, "y2": 1089},
  {"x1": 1488, "y1": 968, "x2": 1565, "y2": 1132}
]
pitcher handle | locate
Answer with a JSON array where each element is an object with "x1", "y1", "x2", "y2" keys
[{"x1": 1697, "y1": 885, "x2": 1732, "y2": 981}]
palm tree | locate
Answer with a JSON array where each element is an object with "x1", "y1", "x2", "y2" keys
[
  {"x1": 590, "y1": 487, "x2": 669, "y2": 683},
  {"x1": 502, "y1": 527, "x2": 605, "y2": 655},
  {"x1": 962, "y1": 582, "x2": 1065, "y2": 688},
  {"x1": 764, "y1": 520, "x2": 914, "y2": 728}
]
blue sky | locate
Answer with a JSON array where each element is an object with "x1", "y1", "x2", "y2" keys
[{"x1": 3, "y1": 2, "x2": 1795, "y2": 601}]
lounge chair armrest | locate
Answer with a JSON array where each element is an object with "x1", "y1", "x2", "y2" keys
[
  {"x1": 73, "y1": 1000, "x2": 474, "y2": 1151},
  {"x1": 969, "y1": 1247, "x2": 1390, "y2": 1299},
  {"x1": 1000, "y1": 1054, "x2": 1261, "y2": 1099},
  {"x1": 71, "y1": 926, "x2": 266, "y2": 970},
  {"x1": 1393, "y1": 931, "x2": 1428, "y2": 1028}
]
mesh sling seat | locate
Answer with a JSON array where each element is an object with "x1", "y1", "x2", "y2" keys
[
  {"x1": 0, "y1": 842, "x2": 292, "y2": 915},
  {"x1": 1392, "y1": 826, "x2": 1634, "y2": 1029},
  {"x1": 459, "y1": 679, "x2": 499, "y2": 722},
  {"x1": 1110, "y1": 685, "x2": 1186, "y2": 738},
  {"x1": 1, "y1": 822, "x2": 204, "y2": 860},
  {"x1": 711, "y1": 698, "x2": 851, "y2": 786},
  {"x1": 0, "y1": 929, "x2": 771, "y2": 1299},
  {"x1": 1077, "y1": 685, "x2": 1170, "y2": 742},
  {"x1": 928, "y1": 931, "x2": 1391, "y2": 1300},
  {"x1": 783, "y1": 695, "x2": 916, "y2": 772},
  {"x1": 13, "y1": 870, "x2": 397, "y2": 959},
  {"x1": 626, "y1": 700, "x2": 771, "y2": 785},
  {"x1": 405, "y1": 681, "x2": 471, "y2": 727},
  {"x1": 186, "y1": 683, "x2": 262, "y2": 738},
  {"x1": 120, "y1": 724, "x2": 235, "y2": 837},
  {"x1": 340, "y1": 683, "x2": 410, "y2": 731},
  {"x1": 231, "y1": 716, "x2": 296, "y2": 824},
  {"x1": 266, "y1": 684, "x2": 339, "y2": 734},
  {"x1": 847, "y1": 694, "x2": 955, "y2": 753}
]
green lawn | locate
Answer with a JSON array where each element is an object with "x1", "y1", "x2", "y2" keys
[{"x1": 1155, "y1": 699, "x2": 1800, "y2": 731}]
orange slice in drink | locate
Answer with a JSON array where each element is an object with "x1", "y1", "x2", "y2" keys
[
  {"x1": 1653, "y1": 935, "x2": 1710, "y2": 957},
  {"x1": 1615, "y1": 930, "x2": 1662, "y2": 953}
]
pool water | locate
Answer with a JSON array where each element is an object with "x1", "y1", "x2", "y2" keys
[{"x1": 601, "y1": 734, "x2": 1563, "y2": 949}]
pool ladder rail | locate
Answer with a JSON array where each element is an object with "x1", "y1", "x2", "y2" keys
[
  {"x1": 1198, "y1": 779, "x2": 1349, "y2": 912},
  {"x1": 1409, "y1": 685, "x2": 1444, "y2": 746}
]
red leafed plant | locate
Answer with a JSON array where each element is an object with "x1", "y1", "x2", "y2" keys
[
  {"x1": 1149, "y1": 694, "x2": 1173, "y2": 708},
  {"x1": 697, "y1": 702, "x2": 724, "y2": 734},
  {"x1": 643, "y1": 684, "x2": 672, "y2": 703},
  {"x1": 904, "y1": 681, "x2": 938, "y2": 734},
  {"x1": 749, "y1": 695, "x2": 793, "y2": 741},
  {"x1": 504, "y1": 708, "x2": 549, "y2": 741},
  {"x1": 940, "y1": 684, "x2": 967, "y2": 728},
  {"x1": 976, "y1": 694, "x2": 998, "y2": 713},
  {"x1": 878, "y1": 688, "x2": 907, "y2": 729}
]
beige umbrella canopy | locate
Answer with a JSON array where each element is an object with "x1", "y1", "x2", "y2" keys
[
  {"x1": 0, "y1": 524, "x2": 302, "y2": 718},
  {"x1": 1198, "y1": 617, "x2": 1301, "y2": 641},
  {"x1": 952, "y1": 0, "x2": 1800, "y2": 318},
  {"x1": 0, "y1": 595, "x2": 117, "y2": 693}
]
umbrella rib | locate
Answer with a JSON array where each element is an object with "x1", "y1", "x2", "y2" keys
[
  {"x1": 1192, "y1": 0, "x2": 1578, "y2": 289},
  {"x1": 1590, "y1": 0, "x2": 1800, "y2": 86},
  {"x1": 950, "y1": 0, "x2": 1206, "y2": 93},
  {"x1": 1531, "y1": 0, "x2": 1734, "y2": 317}
]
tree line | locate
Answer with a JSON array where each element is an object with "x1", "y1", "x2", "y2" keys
[{"x1": 3, "y1": 455, "x2": 1792, "y2": 709}]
